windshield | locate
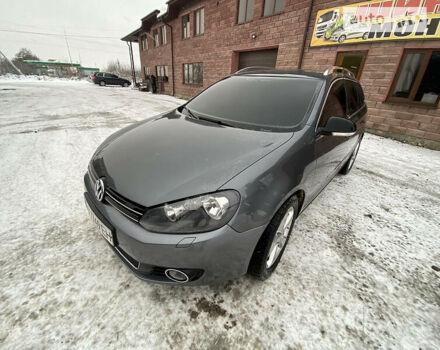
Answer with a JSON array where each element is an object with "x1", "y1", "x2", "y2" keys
[
  {"x1": 319, "y1": 11, "x2": 335, "y2": 23},
  {"x1": 185, "y1": 75, "x2": 322, "y2": 131}
]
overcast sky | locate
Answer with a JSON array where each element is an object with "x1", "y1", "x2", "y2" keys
[{"x1": 0, "y1": 0, "x2": 167, "y2": 69}]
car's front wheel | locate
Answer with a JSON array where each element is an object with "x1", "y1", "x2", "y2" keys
[
  {"x1": 248, "y1": 196, "x2": 299, "y2": 280},
  {"x1": 99, "y1": 81, "x2": 106, "y2": 86},
  {"x1": 340, "y1": 136, "x2": 362, "y2": 175},
  {"x1": 123, "y1": 82, "x2": 129, "y2": 87}
]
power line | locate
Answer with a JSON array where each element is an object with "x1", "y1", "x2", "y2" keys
[
  {"x1": 0, "y1": 37, "x2": 131, "y2": 55},
  {"x1": 1, "y1": 19, "x2": 127, "y2": 34},
  {"x1": 0, "y1": 28, "x2": 120, "y2": 39}
]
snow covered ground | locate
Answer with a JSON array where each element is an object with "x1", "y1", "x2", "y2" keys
[{"x1": 0, "y1": 80, "x2": 439, "y2": 349}]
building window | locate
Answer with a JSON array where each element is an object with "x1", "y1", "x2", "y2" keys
[
  {"x1": 156, "y1": 65, "x2": 168, "y2": 81},
  {"x1": 144, "y1": 66, "x2": 151, "y2": 77},
  {"x1": 335, "y1": 51, "x2": 367, "y2": 79},
  {"x1": 263, "y1": 0, "x2": 285, "y2": 17},
  {"x1": 153, "y1": 29, "x2": 159, "y2": 47},
  {"x1": 161, "y1": 26, "x2": 167, "y2": 45},
  {"x1": 238, "y1": 0, "x2": 254, "y2": 24},
  {"x1": 388, "y1": 49, "x2": 439, "y2": 106},
  {"x1": 141, "y1": 34, "x2": 148, "y2": 51},
  {"x1": 183, "y1": 63, "x2": 203, "y2": 85},
  {"x1": 182, "y1": 14, "x2": 190, "y2": 39},
  {"x1": 194, "y1": 8, "x2": 204, "y2": 36}
]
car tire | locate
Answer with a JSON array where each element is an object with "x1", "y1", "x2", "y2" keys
[
  {"x1": 338, "y1": 35, "x2": 346, "y2": 43},
  {"x1": 340, "y1": 135, "x2": 363, "y2": 175},
  {"x1": 123, "y1": 82, "x2": 129, "y2": 87},
  {"x1": 248, "y1": 195, "x2": 299, "y2": 280},
  {"x1": 99, "y1": 81, "x2": 106, "y2": 86}
]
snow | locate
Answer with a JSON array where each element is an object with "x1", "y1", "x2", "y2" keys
[
  {"x1": 0, "y1": 80, "x2": 439, "y2": 349},
  {"x1": 0, "y1": 73, "x2": 89, "y2": 83}
]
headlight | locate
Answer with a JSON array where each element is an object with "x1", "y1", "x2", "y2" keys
[{"x1": 140, "y1": 190, "x2": 240, "y2": 233}]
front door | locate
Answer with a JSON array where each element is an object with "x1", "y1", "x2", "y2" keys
[{"x1": 311, "y1": 79, "x2": 352, "y2": 195}]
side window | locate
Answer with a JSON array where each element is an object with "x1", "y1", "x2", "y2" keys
[
  {"x1": 319, "y1": 80, "x2": 347, "y2": 128},
  {"x1": 346, "y1": 81, "x2": 360, "y2": 115}
]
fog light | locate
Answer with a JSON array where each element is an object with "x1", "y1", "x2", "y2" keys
[{"x1": 165, "y1": 269, "x2": 189, "y2": 283}]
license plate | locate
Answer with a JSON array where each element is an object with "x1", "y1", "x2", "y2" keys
[{"x1": 85, "y1": 200, "x2": 114, "y2": 246}]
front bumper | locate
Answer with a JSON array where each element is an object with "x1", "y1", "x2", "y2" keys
[{"x1": 84, "y1": 173, "x2": 264, "y2": 285}]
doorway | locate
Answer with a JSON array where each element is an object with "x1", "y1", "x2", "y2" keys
[
  {"x1": 335, "y1": 51, "x2": 368, "y2": 79},
  {"x1": 238, "y1": 48, "x2": 278, "y2": 70}
]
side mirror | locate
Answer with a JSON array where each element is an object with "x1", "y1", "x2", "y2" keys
[{"x1": 321, "y1": 116, "x2": 356, "y2": 136}]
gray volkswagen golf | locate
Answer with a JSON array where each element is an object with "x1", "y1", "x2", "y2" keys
[{"x1": 84, "y1": 67, "x2": 366, "y2": 285}]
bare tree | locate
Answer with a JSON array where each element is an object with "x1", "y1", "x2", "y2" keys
[
  {"x1": 104, "y1": 59, "x2": 141, "y2": 81},
  {"x1": 0, "y1": 48, "x2": 41, "y2": 75}
]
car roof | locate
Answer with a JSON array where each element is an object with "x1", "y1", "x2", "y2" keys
[{"x1": 233, "y1": 66, "x2": 359, "y2": 85}]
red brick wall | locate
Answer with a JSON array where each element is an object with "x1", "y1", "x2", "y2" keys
[
  {"x1": 139, "y1": 0, "x2": 311, "y2": 97},
  {"x1": 139, "y1": 24, "x2": 174, "y2": 95},
  {"x1": 136, "y1": 0, "x2": 440, "y2": 148},
  {"x1": 301, "y1": 0, "x2": 440, "y2": 147}
]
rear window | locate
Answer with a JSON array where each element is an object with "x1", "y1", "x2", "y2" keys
[{"x1": 186, "y1": 75, "x2": 322, "y2": 131}]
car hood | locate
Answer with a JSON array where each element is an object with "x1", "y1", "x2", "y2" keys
[{"x1": 91, "y1": 110, "x2": 292, "y2": 207}]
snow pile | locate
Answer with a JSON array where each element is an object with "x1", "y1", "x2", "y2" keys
[{"x1": 0, "y1": 73, "x2": 89, "y2": 83}]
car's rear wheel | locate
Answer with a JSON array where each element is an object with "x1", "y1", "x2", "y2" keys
[
  {"x1": 340, "y1": 136, "x2": 362, "y2": 175},
  {"x1": 248, "y1": 196, "x2": 299, "y2": 280},
  {"x1": 99, "y1": 81, "x2": 106, "y2": 86}
]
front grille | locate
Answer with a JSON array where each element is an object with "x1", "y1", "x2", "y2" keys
[
  {"x1": 88, "y1": 163, "x2": 146, "y2": 222},
  {"x1": 104, "y1": 188, "x2": 146, "y2": 222}
]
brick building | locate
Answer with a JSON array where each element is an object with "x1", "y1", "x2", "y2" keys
[{"x1": 122, "y1": 0, "x2": 440, "y2": 149}]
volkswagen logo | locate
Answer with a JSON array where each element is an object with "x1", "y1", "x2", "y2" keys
[{"x1": 94, "y1": 178, "x2": 105, "y2": 202}]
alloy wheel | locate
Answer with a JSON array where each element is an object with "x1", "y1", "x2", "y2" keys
[{"x1": 266, "y1": 207, "x2": 294, "y2": 268}]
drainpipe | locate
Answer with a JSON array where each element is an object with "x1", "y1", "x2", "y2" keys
[
  {"x1": 164, "y1": 21, "x2": 175, "y2": 96},
  {"x1": 298, "y1": 0, "x2": 314, "y2": 70}
]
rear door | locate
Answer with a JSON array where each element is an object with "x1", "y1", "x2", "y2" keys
[
  {"x1": 104, "y1": 73, "x2": 116, "y2": 85},
  {"x1": 311, "y1": 79, "x2": 352, "y2": 194}
]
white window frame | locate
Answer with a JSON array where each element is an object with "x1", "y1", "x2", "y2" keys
[
  {"x1": 161, "y1": 26, "x2": 167, "y2": 45},
  {"x1": 141, "y1": 34, "x2": 148, "y2": 51},
  {"x1": 194, "y1": 8, "x2": 204, "y2": 36},
  {"x1": 153, "y1": 29, "x2": 159, "y2": 47},
  {"x1": 182, "y1": 14, "x2": 190, "y2": 39}
]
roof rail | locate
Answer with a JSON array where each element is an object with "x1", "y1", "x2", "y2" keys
[
  {"x1": 323, "y1": 66, "x2": 355, "y2": 79},
  {"x1": 234, "y1": 66, "x2": 273, "y2": 75}
]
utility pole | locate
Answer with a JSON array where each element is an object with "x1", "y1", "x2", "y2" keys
[
  {"x1": 0, "y1": 49, "x2": 23, "y2": 75},
  {"x1": 64, "y1": 29, "x2": 73, "y2": 65}
]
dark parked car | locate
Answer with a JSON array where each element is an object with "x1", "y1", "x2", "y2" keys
[
  {"x1": 84, "y1": 66, "x2": 366, "y2": 285},
  {"x1": 92, "y1": 72, "x2": 131, "y2": 87}
]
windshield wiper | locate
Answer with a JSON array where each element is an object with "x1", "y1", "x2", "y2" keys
[
  {"x1": 182, "y1": 106, "x2": 198, "y2": 120},
  {"x1": 197, "y1": 116, "x2": 236, "y2": 128}
]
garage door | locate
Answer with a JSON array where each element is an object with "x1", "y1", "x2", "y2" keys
[{"x1": 238, "y1": 49, "x2": 278, "y2": 70}]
